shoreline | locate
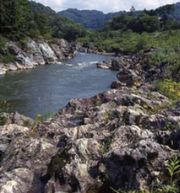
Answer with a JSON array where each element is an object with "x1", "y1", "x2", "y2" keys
[
  {"x1": 0, "y1": 38, "x2": 76, "y2": 75},
  {"x1": 0, "y1": 46, "x2": 179, "y2": 193}
]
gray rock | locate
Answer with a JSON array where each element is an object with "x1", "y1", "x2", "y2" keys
[
  {"x1": 110, "y1": 58, "x2": 124, "y2": 71},
  {"x1": 0, "y1": 38, "x2": 75, "y2": 75},
  {"x1": 111, "y1": 81, "x2": 124, "y2": 89},
  {"x1": 0, "y1": 86, "x2": 179, "y2": 192},
  {"x1": 96, "y1": 61, "x2": 111, "y2": 69},
  {"x1": 0, "y1": 112, "x2": 34, "y2": 127},
  {"x1": 117, "y1": 69, "x2": 142, "y2": 87}
]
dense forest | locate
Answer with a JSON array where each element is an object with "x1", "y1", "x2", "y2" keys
[{"x1": 0, "y1": 0, "x2": 86, "y2": 41}]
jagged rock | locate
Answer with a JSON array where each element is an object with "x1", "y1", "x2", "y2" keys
[
  {"x1": 25, "y1": 39, "x2": 46, "y2": 65},
  {"x1": 110, "y1": 58, "x2": 124, "y2": 71},
  {"x1": 117, "y1": 69, "x2": 142, "y2": 87},
  {"x1": 0, "y1": 38, "x2": 75, "y2": 75},
  {"x1": 38, "y1": 42, "x2": 58, "y2": 63},
  {"x1": 0, "y1": 112, "x2": 34, "y2": 126},
  {"x1": 0, "y1": 168, "x2": 34, "y2": 193},
  {"x1": 0, "y1": 68, "x2": 179, "y2": 193},
  {"x1": 96, "y1": 61, "x2": 111, "y2": 69},
  {"x1": 102, "y1": 139, "x2": 174, "y2": 190},
  {"x1": 7, "y1": 42, "x2": 22, "y2": 55},
  {"x1": 50, "y1": 44, "x2": 65, "y2": 60},
  {"x1": 111, "y1": 81, "x2": 124, "y2": 89},
  {"x1": 16, "y1": 53, "x2": 34, "y2": 68}
]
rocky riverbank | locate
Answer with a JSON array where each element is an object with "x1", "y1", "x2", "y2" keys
[
  {"x1": 0, "y1": 54, "x2": 179, "y2": 193},
  {"x1": 0, "y1": 38, "x2": 75, "y2": 75}
]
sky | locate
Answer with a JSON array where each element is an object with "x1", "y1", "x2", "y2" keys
[{"x1": 34, "y1": 0, "x2": 180, "y2": 13}]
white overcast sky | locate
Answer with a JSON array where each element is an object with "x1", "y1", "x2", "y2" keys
[{"x1": 34, "y1": 0, "x2": 180, "y2": 13}]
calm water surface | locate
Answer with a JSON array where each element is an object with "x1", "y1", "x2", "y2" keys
[{"x1": 0, "y1": 53, "x2": 115, "y2": 118}]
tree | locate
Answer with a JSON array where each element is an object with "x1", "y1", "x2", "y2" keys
[
  {"x1": 0, "y1": 0, "x2": 16, "y2": 33},
  {"x1": 14, "y1": 0, "x2": 30, "y2": 33},
  {"x1": 130, "y1": 6, "x2": 136, "y2": 12},
  {"x1": 0, "y1": 0, "x2": 30, "y2": 38}
]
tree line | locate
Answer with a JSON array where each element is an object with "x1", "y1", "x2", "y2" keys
[
  {"x1": 108, "y1": 11, "x2": 180, "y2": 33},
  {"x1": 0, "y1": 0, "x2": 86, "y2": 41}
]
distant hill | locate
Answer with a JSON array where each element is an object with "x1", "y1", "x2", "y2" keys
[
  {"x1": 58, "y1": 2, "x2": 180, "y2": 29},
  {"x1": 59, "y1": 9, "x2": 107, "y2": 29},
  {"x1": 153, "y1": 2, "x2": 180, "y2": 20},
  {"x1": 58, "y1": 9, "x2": 126, "y2": 29},
  {"x1": 28, "y1": 1, "x2": 86, "y2": 41}
]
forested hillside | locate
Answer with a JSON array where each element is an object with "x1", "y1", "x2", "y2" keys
[
  {"x1": 0, "y1": 0, "x2": 86, "y2": 41},
  {"x1": 59, "y1": 2, "x2": 180, "y2": 29},
  {"x1": 58, "y1": 9, "x2": 123, "y2": 29}
]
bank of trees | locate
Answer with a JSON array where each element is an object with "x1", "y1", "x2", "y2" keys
[
  {"x1": 0, "y1": 0, "x2": 30, "y2": 37},
  {"x1": 108, "y1": 12, "x2": 180, "y2": 33},
  {"x1": 0, "y1": 0, "x2": 86, "y2": 41}
]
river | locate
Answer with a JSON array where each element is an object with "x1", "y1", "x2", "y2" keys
[{"x1": 0, "y1": 53, "x2": 115, "y2": 118}]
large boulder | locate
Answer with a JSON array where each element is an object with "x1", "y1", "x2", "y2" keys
[
  {"x1": 96, "y1": 61, "x2": 111, "y2": 69},
  {"x1": 117, "y1": 69, "x2": 143, "y2": 87},
  {"x1": 38, "y1": 42, "x2": 57, "y2": 63},
  {"x1": 110, "y1": 58, "x2": 124, "y2": 71},
  {"x1": 0, "y1": 63, "x2": 7, "y2": 75}
]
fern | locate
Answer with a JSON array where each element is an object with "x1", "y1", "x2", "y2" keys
[
  {"x1": 167, "y1": 156, "x2": 180, "y2": 184},
  {"x1": 158, "y1": 182, "x2": 179, "y2": 193}
]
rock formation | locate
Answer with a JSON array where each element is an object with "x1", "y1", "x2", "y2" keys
[
  {"x1": 0, "y1": 53, "x2": 179, "y2": 193},
  {"x1": 0, "y1": 38, "x2": 75, "y2": 75},
  {"x1": 0, "y1": 88, "x2": 179, "y2": 193}
]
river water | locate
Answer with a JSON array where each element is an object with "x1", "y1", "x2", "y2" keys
[{"x1": 0, "y1": 53, "x2": 115, "y2": 118}]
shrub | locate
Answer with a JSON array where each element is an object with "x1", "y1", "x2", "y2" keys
[{"x1": 156, "y1": 79, "x2": 180, "y2": 100}]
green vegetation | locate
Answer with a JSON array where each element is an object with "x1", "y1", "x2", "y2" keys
[
  {"x1": 0, "y1": 0, "x2": 30, "y2": 39},
  {"x1": 167, "y1": 156, "x2": 180, "y2": 185},
  {"x1": 0, "y1": 36, "x2": 16, "y2": 63},
  {"x1": 79, "y1": 29, "x2": 180, "y2": 54},
  {"x1": 79, "y1": 8, "x2": 180, "y2": 84},
  {"x1": 102, "y1": 136, "x2": 113, "y2": 153},
  {"x1": 58, "y1": 3, "x2": 180, "y2": 30},
  {"x1": 79, "y1": 29, "x2": 180, "y2": 82},
  {"x1": 108, "y1": 12, "x2": 180, "y2": 33},
  {"x1": 0, "y1": 0, "x2": 86, "y2": 41},
  {"x1": 156, "y1": 79, "x2": 180, "y2": 100},
  {"x1": 59, "y1": 9, "x2": 108, "y2": 29},
  {"x1": 0, "y1": 100, "x2": 11, "y2": 113}
]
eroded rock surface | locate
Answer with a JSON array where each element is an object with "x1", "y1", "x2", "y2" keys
[
  {"x1": 0, "y1": 86, "x2": 179, "y2": 193},
  {"x1": 0, "y1": 38, "x2": 75, "y2": 75},
  {"x1": 0, "y1": 51, "x2": 179, "y2": 193}
]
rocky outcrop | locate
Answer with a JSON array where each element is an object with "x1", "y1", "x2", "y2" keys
[
  {"x1": 0, "y1": 112, "x2": 34, "y2": 126},
  {"x1": 97, "y1": 56, "x2": 144, "y2": 88},
  {"x1": 0, "y1": 38, "x2": 75, "y2": 75},
  {"x1": 0, "y1": 86, "x2": 179, "y2": 193},
  {"x1": 96, "y1": 56, "x2": 141, "y2": 71},
  {"x1": 0, "y1": 50, "x2": 179, "y2": 193}
]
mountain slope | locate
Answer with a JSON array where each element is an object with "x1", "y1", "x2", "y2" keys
[
  {"x1": 29, "y1": 1, "x2": 56, "y2": 15},
  {"x1": 58, "y1": 2, "x2": 180, "y2": 29},
  {"x1": 59, "y1": 9, "x2": 108, "y2": 29},
  {"x1": 154, "y1": 2, "x2": 180, "y2": 20}
]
